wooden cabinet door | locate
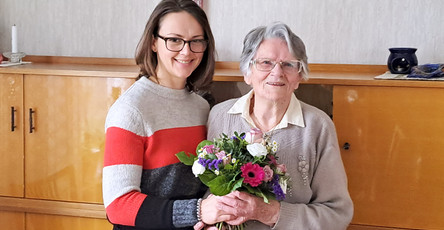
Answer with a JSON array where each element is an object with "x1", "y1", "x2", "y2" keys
[
  {"x1": 26, "y1": 214, "x2": 111, "y2": 230},
  {"x1": 24, "y1": 74, "x2": 133, "y2": 203},
  {"x1": 333, "y1": 85, "x2": 444, "y2": 230},
  {"x1": 0, "y1": 211, "x2": 25, "y2": 230},
  {"x1": 0, "y1": 73, "x2": 24, "y2": 197}
]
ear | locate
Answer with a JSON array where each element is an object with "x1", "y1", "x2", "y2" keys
[
  {"x1": 151, "y1": 36, "x2": 158, "y2": 52},
  {"x1": 244, "y1": 73, "x2": 252, "y2": 85}
]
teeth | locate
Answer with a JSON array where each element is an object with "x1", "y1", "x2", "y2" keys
[{"x1": 176, "y1": 59, "x2": 191, "y2": 64}]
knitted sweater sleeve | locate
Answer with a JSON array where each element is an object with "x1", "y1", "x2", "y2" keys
[{"x1": 102, "y1": 101, "x2": 201, "y2": 229}]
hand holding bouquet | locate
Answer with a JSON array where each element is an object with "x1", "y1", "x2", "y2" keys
[{"x1": 176, "y1": 129, "x2": 290, "y2": 229}]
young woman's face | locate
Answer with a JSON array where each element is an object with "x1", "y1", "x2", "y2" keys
[
  {"x1": 245, "y1": 38, "x2": 303, "y2": 102},
  {"x1": 152, "y1": 11, "x2": 205, "y2": 89}
]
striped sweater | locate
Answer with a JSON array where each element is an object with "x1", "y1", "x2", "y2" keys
[{"x1": 103, "y1": 77, "x2": 209, "y2": 229}]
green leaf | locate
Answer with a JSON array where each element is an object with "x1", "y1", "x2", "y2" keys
[
  {"x1": 230, "y1": 178, "x2": 244, "y2": 192},
  {"x1": 257, "y1": 190, "x2": 269, "y2": 204},
  {"x1": 243, "y1": 185, "x2": 270, "y2": 203},
  {"x1": 207, "y1": 176, "x2": 231, "y2": 196},
  {"x1": 175, "y1": 151, "x2": 195, "y2": 166},
  {"x1": 224, "y1": 164, "x2": 233, "y2": 170},
  {"x1": 198, "y1": 170, "x2": 217, "y2": 187}
]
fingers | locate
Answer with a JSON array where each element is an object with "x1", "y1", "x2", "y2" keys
[
  {"x1": 205, "y1": 226, "x2": 220, "y2": 230},
  {"x1": 194, "y1": 221, "x2": 205, "y2": 230},
  {"x1": 201, "y1": 196, "x2": 239, "y2": 224},
  {"x1": 225, "y1": 216, "x2": 248, "y2": 226}
]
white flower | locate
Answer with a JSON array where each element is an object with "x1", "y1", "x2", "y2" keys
[
  {"x1": 279, "y1": 177, "x2": 288, "y2": 194},
  {"x1": 192, "y1": 160, "x2": 206, "y2": 177},
  {"x1": 197, "y1": 148, "x2": 207, "y2": 158},
  {"x1": 246, "y1": 143, "x2": 268, "y2": 157}
]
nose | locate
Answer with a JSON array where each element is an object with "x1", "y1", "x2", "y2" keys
[
  {"x1": 270, "y1": 62, "x2": 284, "y2": 75},
  {"x1": 180, "y1": 42, "x2": 192, "y2": 54}
]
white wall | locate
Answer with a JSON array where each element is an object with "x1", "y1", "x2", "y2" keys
[{"x1": 1, "y1": 0, "x2": 443, "y2": 65}]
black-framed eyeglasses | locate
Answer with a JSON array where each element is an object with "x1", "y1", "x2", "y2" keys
[
  {"x1": 250, "y1": 58, "x2": 303, "y2": 74},
  {"x1": 156, "y1": 34, "x2": 208, "y2": 53}
]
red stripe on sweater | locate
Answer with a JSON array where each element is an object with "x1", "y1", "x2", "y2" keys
[
  {"x1": 104, "y1": 127, "x2": 145, "y2": 167},
  {"x1": 106, "y1": 191, "x2": 147, "y2": 226},
  {"x1": 144, "y1": 125, "x2": 206, "y2": 169},
  {"x1": 104, "y1": 125, "x2": 206, "y2": 169}
]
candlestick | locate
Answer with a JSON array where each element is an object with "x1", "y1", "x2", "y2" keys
[
  {"x1": 3, "y1": 24, "x2": 26, "y2": 63},
  {"x1": 12, "y1": 25, "x2": 18, "y2": 53}
]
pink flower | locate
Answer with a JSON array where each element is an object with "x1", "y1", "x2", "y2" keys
[
  {"x1": 262, "y1": 165, "x2": 274, "y2": 182},
  {"x1": 267, "y1": 155, "x2": 277, "y2": 165},
  {"x1": 202, "y1": 145, "x2": 216, "y2": 154},
  {"x1": 215, "y1": 151, "x2": 226, "y2": 159},
  {"x1": 244, "y1": 128, "x2": 263, "y2": 144},
  {"x1": 223, "y1": 155, "x2": 232, "y2": 165},
  {"x1": 215, "y1": 151, "x2": 231, "y2": 165},
  {"x1": 276, "y1": 164, "x2": 287, "y2": 174},
  {"x1": 241, "y1": 162, "x2": 264, "y2": 187}
]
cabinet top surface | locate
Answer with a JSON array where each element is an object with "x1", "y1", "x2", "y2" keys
[{"x1": 1, "y1": 57, "x2": 444, "y2": 88}]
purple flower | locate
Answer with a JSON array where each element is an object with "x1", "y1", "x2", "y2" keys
[
  {"x1": 271, "y1": 175, "x2": 285, "y2": 201},
  {"x1": 198, "y1": 158, "x2": 210, "y2": 167},
  {"x1": 199, "y1": 157, "x2": 222, "y2": 171}
]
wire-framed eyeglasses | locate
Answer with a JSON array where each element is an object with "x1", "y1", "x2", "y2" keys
[
  {"x1": 156, "y1": 34, "x2": 208, "y2": 53},
  {"x1": 250, "y1": 58, "x2": 303, "y2": 74}
]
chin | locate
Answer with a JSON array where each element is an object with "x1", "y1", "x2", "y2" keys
[
  {"x1": 173, "y1": 72, "x2": 193, "y2": 80},
  {"x1": 174, "y1": 66, "x2": 198, "y2": 79}
]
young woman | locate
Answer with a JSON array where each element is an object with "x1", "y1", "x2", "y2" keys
[{"x1": 102, "y1": 1, "x2": 221, "y2": 229}]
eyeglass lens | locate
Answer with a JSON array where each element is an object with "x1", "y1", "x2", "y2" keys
[{"x1": 254, "y1": 59, "x2": 302, "y2": 73}]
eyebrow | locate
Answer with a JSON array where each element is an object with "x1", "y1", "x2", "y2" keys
[{"x1": 163, "y1": 33, "x2": 205, "y2": 39}]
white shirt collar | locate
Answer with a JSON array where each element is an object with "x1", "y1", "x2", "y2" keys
[{"x1": 228, "y1": 90, "x2": 305, "y2": 130}]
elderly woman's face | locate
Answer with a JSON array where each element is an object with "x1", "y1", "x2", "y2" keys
[{"x1": 245, "y1": 38, "x2": 302, "y2": 102}]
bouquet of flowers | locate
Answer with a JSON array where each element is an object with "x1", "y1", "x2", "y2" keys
[{"x1": 176, "y1": 129, "x2": 290, "y2": 229}]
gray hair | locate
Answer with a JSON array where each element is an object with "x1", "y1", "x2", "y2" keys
[{"x1": 239, "y1": 22, "x2": 309, "y2": 80}]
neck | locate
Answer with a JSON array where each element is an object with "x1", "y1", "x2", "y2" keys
[
  {"x1": 150, "y1": 71, "x2": 186, "y2": 90},
  {"x1": 250, "y1": 93, "x2": 290, "y2": 133}
]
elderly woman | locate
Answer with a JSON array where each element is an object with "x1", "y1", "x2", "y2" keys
[{"x1": 202, "y1": 22, "x2": 353, "y2": 229}]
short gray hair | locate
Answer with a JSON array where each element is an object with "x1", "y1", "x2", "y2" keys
[{"x1": 239, "y1": 22, "x2": 309, "y2": 80}]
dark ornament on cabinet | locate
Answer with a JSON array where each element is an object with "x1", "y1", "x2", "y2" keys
[{"x1": 387, "y1": 48, "x2": 418, "y2": 74}]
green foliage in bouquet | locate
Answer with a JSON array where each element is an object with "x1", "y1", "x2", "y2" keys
[{"x1": 176, "y1": 130, "x2": 289, "y2": 204}]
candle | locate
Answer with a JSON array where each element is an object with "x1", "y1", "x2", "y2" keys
[{"x1": 12, "y1": 24, "x2": 18, "y2": 53}]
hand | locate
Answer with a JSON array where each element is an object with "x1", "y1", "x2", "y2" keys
[
  {"x1": 215, "y1": 191, "x2": 281, "y2": 226},
  {"x1": 200, "y1": 194, "x2": 237, "y2": 225},
  {"x1": 193, "y1": 221, "x2": 221, "y2": 230}
]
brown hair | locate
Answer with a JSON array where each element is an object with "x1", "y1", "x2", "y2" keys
[{"x1": 135, "y1": 0, "x2": 215, "y2": 93}]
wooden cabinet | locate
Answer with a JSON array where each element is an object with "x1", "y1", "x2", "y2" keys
[
  {"x1": 3, "y1": 60, "x2": 444, "y2": 230},
  {"x1": 23, "y1": 74, "x2": 132, "y2": 203},
  {"x1": 0, "y1": 73, "x2": 24, "y2": 197},
  {"x1": 0, "y1": 68, "x2": 134, "y2": 229},
  {"x1": 333, "y1": 86, "x2": 444, "y2": 230}
]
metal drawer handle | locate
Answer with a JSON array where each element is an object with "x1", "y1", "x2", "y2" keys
[
  {"x1": 29, "y1": 108, "x2": 36, "y2": 133},
  {"x1": 343, "y1": 142, "x2": 350, "y2": 150},
  {"x1": 11, "y1": 106, "x2": 17, "y2": 131}
]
